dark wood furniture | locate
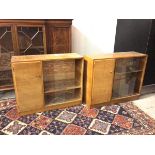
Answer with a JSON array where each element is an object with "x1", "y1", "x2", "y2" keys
[{"x1": 0, "y1": 19, "x2": 72, "y2": 91}]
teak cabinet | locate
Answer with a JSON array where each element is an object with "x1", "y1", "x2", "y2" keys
[
  {"x1": 11, "y1": 53, "x2": 83, "y2": 115},
  {"x1": 0, "y1": 19, "x2": 72, "y2": 91},
  {"x1": 84, "y1": 52, "x2": 147, "y2": 108}
]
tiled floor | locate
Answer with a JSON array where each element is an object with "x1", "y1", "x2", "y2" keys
[{"x1": 133, "y1": 93, "x2": 155, "y2": 120}]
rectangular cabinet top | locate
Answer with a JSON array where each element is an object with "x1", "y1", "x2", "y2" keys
[
  {"x1": 11, "y1": 53, "x2": 83, "y2": 63},
  {"x1": 85, "y1": 52, "x2": 147, "y2": 60}
]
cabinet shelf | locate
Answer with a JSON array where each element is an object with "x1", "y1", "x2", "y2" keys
[
  {"x1": 45, "y1": 88, "x2": 81, "y2": 106},
  {"x1": 0, "y1": 85, "x2": 14, "y2": 91},
  {"x1": 115, "y1": 69, "x2": 143, "y2": 75},
  {"x1": 44, "y1": 79, "x2": 81, "y2": 94}
]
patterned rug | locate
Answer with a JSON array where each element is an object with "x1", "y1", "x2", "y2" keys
[{"x1": 0, "y1": 98, "x2": 155, "y2": 135}]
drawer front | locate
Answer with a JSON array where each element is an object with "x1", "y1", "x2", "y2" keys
[
  {"x1": 92, "y1": 59, "x2": 115, "y2": 104},
  {"x1": 12, "y1": 61, "x2": 44, "y2": 113}
]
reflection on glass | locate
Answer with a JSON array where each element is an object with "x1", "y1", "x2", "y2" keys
[
  {"x1": 17, "y1": 26, "x2": 44, "y2": 55},
  {"x1": 112, "y1": 58, "x2": 144, "y2": 99},
  {"x1": 115, "y1": 58, "x2": 143, "y2": 73},
  {"x1": 42, "y1": 59, "x2": 82, "y2": 105},
  {"x1": 45, "y1": 89, "x2": 80, "y2": 105},
  {"x1": 0, "y1": 26, "x2": 14, "y2": 87}
]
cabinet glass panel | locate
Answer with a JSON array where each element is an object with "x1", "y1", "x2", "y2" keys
[
  {"x1": 42, "y1": 59, "x2": 82, "y2": 105},
  {"x1": 112, "y1": 58, "x2": 144, "y2": 99},
  {"x1": 115, "y1": 58, "x2": 143, "y2": 73},
  {"x1": 17, "y1": 26, "x2": 45, "y2": 55},
  {"x1": 0, "y1": 26, "x2": 14, "y2": 89}
]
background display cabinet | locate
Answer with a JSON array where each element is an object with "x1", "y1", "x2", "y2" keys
[
  {"x1": 0, "y1": 19, "x2": 72, "y2": 91},
  {"x1": 11, "y1": 53, "x2": 83, "y2": 115},
  {"x1": 84, "y1": 52, "x2": 147, "y2": 108}
]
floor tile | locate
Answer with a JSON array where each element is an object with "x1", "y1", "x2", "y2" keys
[
  {"x1": 0, "y1": 115, "x2": 12, "y2": 130},
  {"x1": 101, "y1": 105, "x2": 120, "y2": 114},
  {"x1": 45, "y1": 120, "x2": 67, "y2": 135},
  {"x1": 112, "y1": 114, "x2": 133, "y2": 129},
  {"x1": 39, "y1": 130, "x2": 53, "y2": 135},
  {"x1": 2, "y1": 120, "x2": 27, "y2": 135},
  {"x1": 66, "y1": 105, "x2": 84, "y2": 114},
  {"x1": 80, "y1": 107, "x2": 99, "y2": 118},
  {"x1": 61, "y1": 124, "x2": 86, "y2": 135},
  {"x1": 0, "y1": 108, "x2": 12, "y2": 116},
  {"x1": 42, "y1": 109, "x2": 62, "y2": 119},
  {"x1": 118, "y1": 107, "x2": 132, "y2": 118},
  {"x1": 72, "y1": 114, "x2": 93, "y2": 129},
  {"x1": 96, "y1": 110, "x2": 115, "y2": 123},
  {"x1": 18, "y1": 125, "x2": 41, "y2": 135},
  {"x1": 55, "y1": 111, "x2": 77, "y2": 123},
  {"x1": 0, "y1": 99, "x2": 15, "y2": 110},
  {"x1": 108, "y1": 124, "x2": 127, "y2": 134},
  {"x1": 18, "y1": 114, "x2": 38, "y2": 124},
  {"x1": 89, "y1": 119, "x2": 111, "y2": 134},
  {"x1": 85, "y1": 129, "x2": 102, "y2": 135},
  {"x1": 5, "y1": 108, "x2": 20, "y2": 120},
  {"x1": 30, "y1": 115, "x2": 52, "y2": 130},
  {"x1": 132, "y1": 120, "x2": 143, "y2": 128}
]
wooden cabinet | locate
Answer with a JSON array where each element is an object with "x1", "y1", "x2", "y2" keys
[
  {"x1": 45, "y1": 20, "x2": 72, "y2": 53},
  {"x1": 0, "y1": 25, "x2": 15, "y2": 91},
  {"x1": 84, "y1": 52, "x2": 147, "y2": 108},
  {"x1": 0, "y1": 19, "x2": 72, "y2": 91},
  {"x1": 11, "y1": 53, "x2": 83, "y2": 115}
]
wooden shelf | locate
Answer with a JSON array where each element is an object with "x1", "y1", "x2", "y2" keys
[
  {"x1": 115, "y1": 69, "x2": 143, "y2": 75},
  {"x1": 0, "y1": 68, "x2": 11, "y2": 72},
  {"x1": 45, "y1": 88, "x2": 81, "y2": 106},
  {"x1": 0, "y1": 85, "x2": 14, "y2": 91},
  {"x1": 44, "y1": 79, "x2": 81, "y2": 93}
]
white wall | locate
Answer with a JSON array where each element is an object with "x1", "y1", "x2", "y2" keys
[
  {"x1": 2, "y1": 0, "x2": 152, "y2": 56},
  {"x1": 0, "y1": 0, "x2": 118, "y2": 56},
  {"x1": 72, "y1": 18, "x2": 117, "y2": 55}
]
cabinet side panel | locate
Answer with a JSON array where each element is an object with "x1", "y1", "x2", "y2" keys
[
  {"x1": 83, "y1": 57, "x2": 93, "y2": 107},
  {"x1": 138, "y1": 56, "x2": 148, "y2": 93},
  {"x1": 12, "y1": 61, "x2": 44, "y2": 113},
  {"x1": 92, "y1": 59, "x2": 115, "y2": 104}
]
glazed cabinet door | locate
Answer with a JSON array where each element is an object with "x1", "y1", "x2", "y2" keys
[
  {"x1": 92, "y1": 59, "x2": 115, "y2": 104},
  {"x1": 12, "y1": 61, "x2": 44, "y2": 113},
  {"x1": 15, "y1": 25, "x2": 47, "y2": 55},
  {"x1": 47, "y1": 26, "x2": 71, "y2": 53},
  {"x1": 0, "y1": 25, "x2": 15, "y2": 90}
]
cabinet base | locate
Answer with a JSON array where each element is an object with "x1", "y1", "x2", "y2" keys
[
  {"x1": 88, "y1": 94, "x2": 140, "y2": 109},
  {"x1": 17, "y1": 100, "x2": 82, "y2": 116}
]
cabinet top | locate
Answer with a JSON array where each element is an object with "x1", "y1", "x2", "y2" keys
[
  {"x1": 0, "y1": 19, "x2": 73, "y2": 24},
  {"x1": 84, "y1": 52, "x2": 147, "y2": 60},
  {"x1": 11, "y1": 53, "x2": 83, "y2": 63}
]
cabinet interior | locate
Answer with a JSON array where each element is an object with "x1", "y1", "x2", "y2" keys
[
  {"x1": 112, "y1": 57, "x2": 145, "y2": 98},
  {"x1": 43, "y1": 59, "x2": 82, "y2": 105}
]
